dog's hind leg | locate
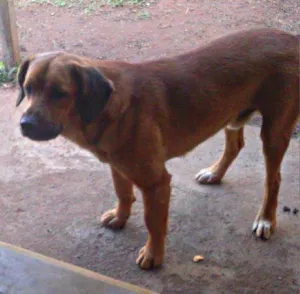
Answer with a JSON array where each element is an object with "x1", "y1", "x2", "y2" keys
[
  {"x1": 195, "y1": 127, "x2": 245, "y2": 184},
  {"x1": 252, "y1": 108, "x2": 298, "y2": 239},
  {"x1": 252, "y1": 71, "x2": 299, "y2": 239},
  {"x1": 101, "y1": 166, "x2": 135, "y2": 230}
]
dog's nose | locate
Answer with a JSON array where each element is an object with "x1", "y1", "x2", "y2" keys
[{"x1": 20, "y1": 114, "x2": 38, "y2": 133}]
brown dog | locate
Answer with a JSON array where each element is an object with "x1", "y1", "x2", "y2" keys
[{"x1": 17, "y1": 29, "x2": 299, "y2": 269}]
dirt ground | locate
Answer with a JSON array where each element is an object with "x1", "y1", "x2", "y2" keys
[{"x1": 0, "y1": 0, "x2": 300, "y2": 293}]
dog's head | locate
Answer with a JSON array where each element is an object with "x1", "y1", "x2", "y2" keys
[{"x1": 17, "y1": 52, "x2": 113, "y2": 141}]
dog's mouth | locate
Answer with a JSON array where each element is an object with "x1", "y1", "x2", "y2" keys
[{"x1": 20, "y1": 115, "x2": 63, "y2": 141}]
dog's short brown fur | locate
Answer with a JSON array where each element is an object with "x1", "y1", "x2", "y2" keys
[{"x1": 17, "y1": 29, "x2": 299, "y2": 269}]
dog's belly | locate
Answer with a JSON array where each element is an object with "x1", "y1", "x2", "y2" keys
[
  {"x1": 165, "y1": 122, "x2": 226, "y2": 159},
  {"x1": 163, "y1": 80, "x2": 263, "y2": 159}
]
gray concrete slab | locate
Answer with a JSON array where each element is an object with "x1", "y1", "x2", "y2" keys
[
  {"x1": 0, "y1": 88, "x2": 299, "y2": 293},
  {"x1": 0, "y1": 242, "x2": 155, "y2": 294}
]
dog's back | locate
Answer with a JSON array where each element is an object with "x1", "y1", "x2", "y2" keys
[{"x1": 127, "y1": 29, "x2": 299, "y2": 158}]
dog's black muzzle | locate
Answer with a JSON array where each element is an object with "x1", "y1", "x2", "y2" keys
[{"x1": 20, "y1": 113, "x2": 62, "y2": 141}]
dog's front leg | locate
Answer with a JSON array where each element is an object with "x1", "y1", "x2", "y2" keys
[
  {"x1": 101, "y1": 166, "x2": 135, "y2": 229},
  {"x1": 136, "y1": 171, "x2": 171, "y2": 269}
]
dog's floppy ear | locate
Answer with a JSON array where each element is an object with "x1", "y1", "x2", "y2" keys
[
  {"x1": 71, "y1": 65, "x2": 113, "y2": 124},
  {"x1": 16, "y1": 58, "x2": 31, "y2": 107}
]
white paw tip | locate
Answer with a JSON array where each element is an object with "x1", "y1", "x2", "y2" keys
[
  {"x1": 252, "y1": 219, "x2": 272, "y2": 239},
  {"x1": 195, "y1": 169, "x2": 212, "y2": 181}
]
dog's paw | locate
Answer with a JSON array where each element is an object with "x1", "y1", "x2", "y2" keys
[
  {"x1": 195, "y1": 168, "x2": 222, "y2": 184},
  {"x1": 252, "y1": 218, "x2": 275, "y2": 240},
  {"x1": 136, "y1": 246, "x2": 162, "y2": 270},
  {"x1": 100, "y1": 209, "x2": 127, "y2": 230}
]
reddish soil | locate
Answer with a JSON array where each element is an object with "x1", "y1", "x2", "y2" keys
[{"x1": 8, "y1": 0, "x2": 300, "y2": 62}]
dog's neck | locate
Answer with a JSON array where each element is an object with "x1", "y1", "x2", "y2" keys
[{"x1": 62, "y1": 90, "x2": 134, "y2": 162}]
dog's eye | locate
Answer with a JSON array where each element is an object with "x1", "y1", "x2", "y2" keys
[{"x1": 49, "y1": 87, "x2": 67, "y2": 101}]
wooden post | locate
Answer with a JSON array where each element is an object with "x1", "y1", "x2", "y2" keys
[{"x1": 0, "y1": 0, "x2": 20, "y2": 69}]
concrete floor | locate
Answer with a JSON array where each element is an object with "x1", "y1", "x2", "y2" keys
[
  {"x1": 0, "y1": 88, "x2": 299, "y2": 293},
  {"x1": 0, "y1": 242, "x2": 154, "y2": 294}
]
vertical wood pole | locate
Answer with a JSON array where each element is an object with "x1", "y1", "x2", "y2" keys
[{"x1": 0, "y1": 0, "x2": 20, "y2": 69}]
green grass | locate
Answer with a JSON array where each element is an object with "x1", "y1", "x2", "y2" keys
[
  {"x1": 0, "y1": 62, "x2": 18, "y2": 86},
  {"x1": 18, "y1": 0, "x2": 83, "y2": 8},
  {"x1": 31, "y1": 0, "x2": 69, "y2": 7},
  {"x1": 138, "y1": 9, "x2": 151, "y2": 19},
  {"x1": 17, "y1": 0, "x2": 147, "y2": 9}
]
